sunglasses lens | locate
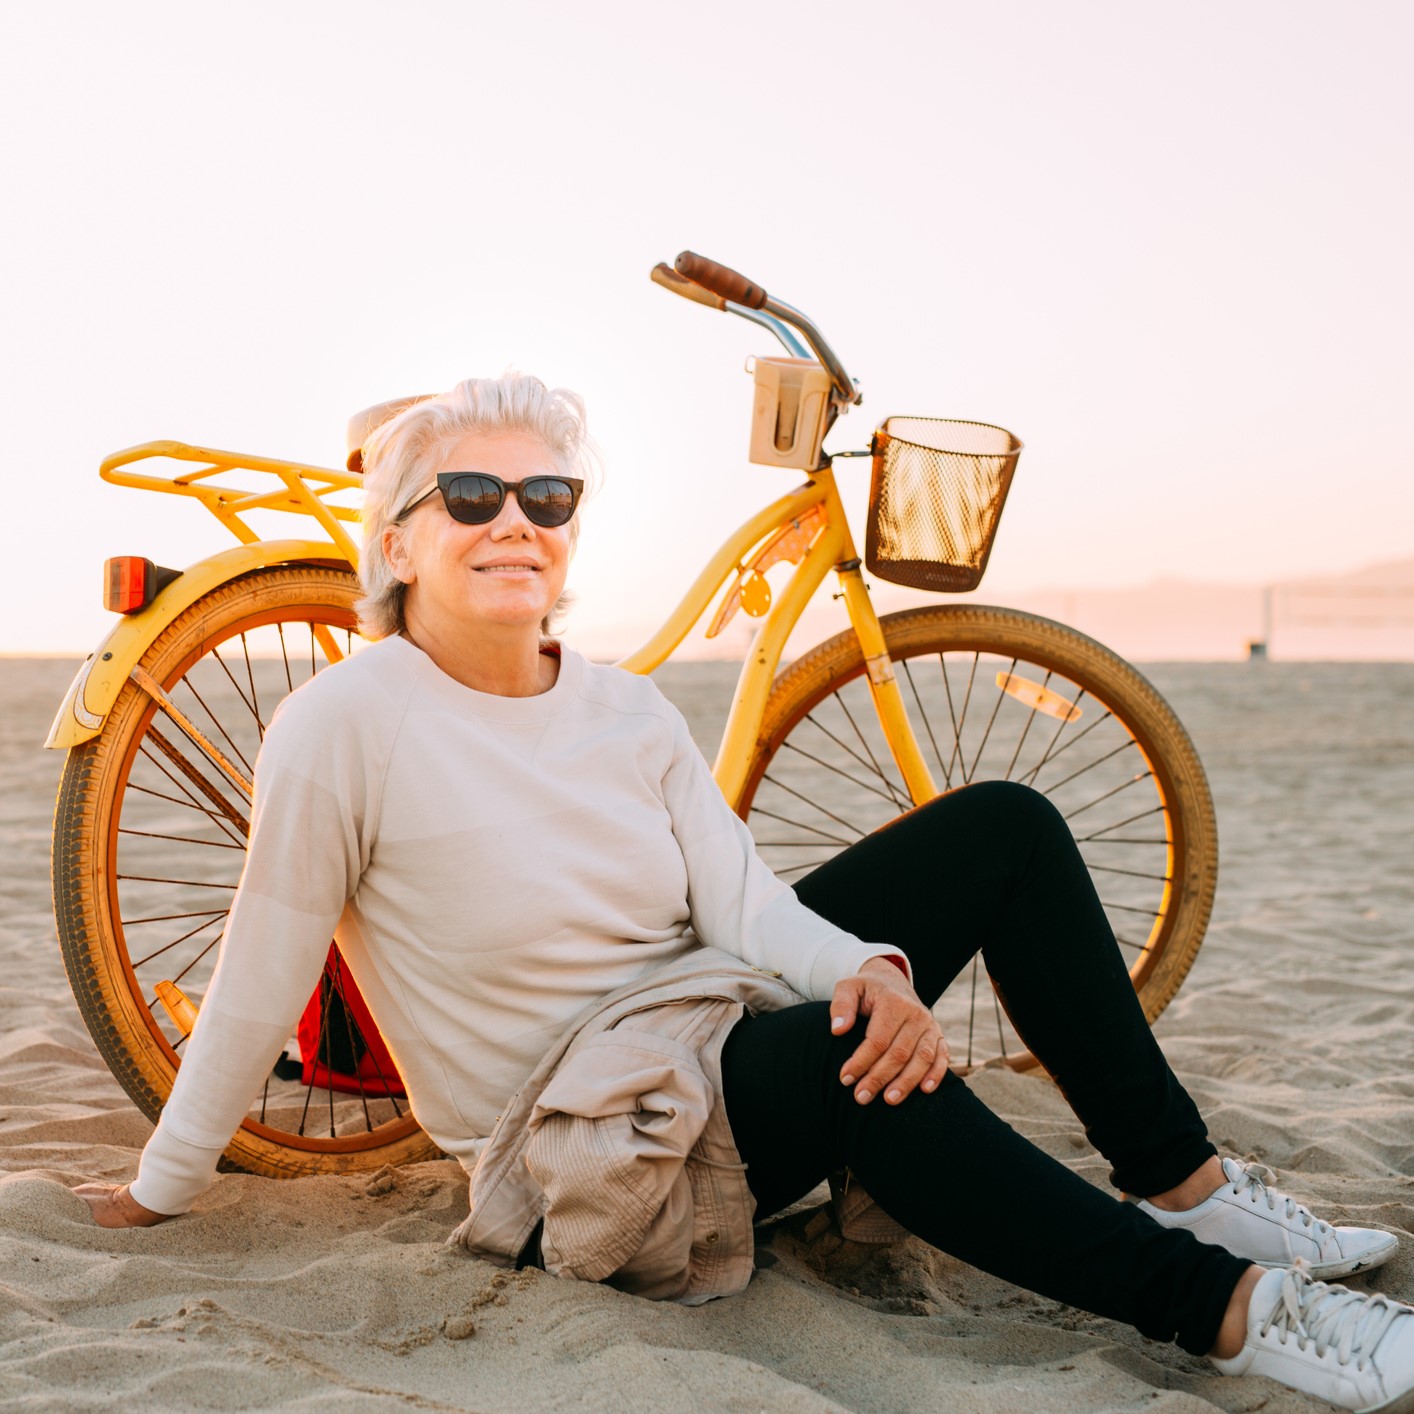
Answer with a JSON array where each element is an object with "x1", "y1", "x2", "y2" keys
[
  {"x1": 520, "y1": 478, "x2": 578, "y2": 527},
  {"x1": 442, "y1": 475, "x2": 503, "y2": 524}
]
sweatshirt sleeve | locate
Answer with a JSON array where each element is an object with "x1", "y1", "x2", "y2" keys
[
  {"x1": 127, "y1": 684, "x2": 376, "y2": 1215},
  {"x1": 660, "y1": 706, "x2": 911, "y2": 1001}
]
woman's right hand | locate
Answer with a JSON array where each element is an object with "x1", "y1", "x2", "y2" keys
[{"x1": 71, "y1": 1183, "x2": 173, "y2": 1229}]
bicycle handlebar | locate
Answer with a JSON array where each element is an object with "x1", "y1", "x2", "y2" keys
[
  {"x1": 674, "y1": 251, "x2": 768, "y2": 310},
  {"x1": 660, "y1": 249, "x2": 863, "y2": 407}
]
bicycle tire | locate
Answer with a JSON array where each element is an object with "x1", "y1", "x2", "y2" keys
[
  {"x1": 737, "y1": 605, "x2": 1217, "y2": 1073},
  {"x1": 52, "y1": 565, "x2": 439, "y2": 1179}
]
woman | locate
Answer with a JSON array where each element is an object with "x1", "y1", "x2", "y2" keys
[{"x1": 75, "y1": 375, "x2": 1413, "y2": 1411}]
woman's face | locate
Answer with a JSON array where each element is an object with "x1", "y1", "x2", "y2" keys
[{"x1": 386, "y1": 429, "x2": 573, "y2": 634}]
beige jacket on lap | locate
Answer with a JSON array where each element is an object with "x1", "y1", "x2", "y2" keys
[{"x1": 448, "y1": 946, "x2": 906, "y2": 1302}]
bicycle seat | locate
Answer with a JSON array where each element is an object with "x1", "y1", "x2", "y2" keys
[{"x1": 345, "y1": 395, "x2": 436, "y2": 473}]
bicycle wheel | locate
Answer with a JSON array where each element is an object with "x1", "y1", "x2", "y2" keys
[
  {"x1": 738, "y1": 605, "x2": 1217, "y2": 1073},
  {"x1": 52, "y1": 565, "x2": 439, "y2": 1178}
]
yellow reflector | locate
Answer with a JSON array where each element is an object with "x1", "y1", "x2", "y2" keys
[
  {"x1": 996, "y1": 672, "x2": 1083, "y2": 723},
  {"x1": 739, "y1": 571, "x2": 772, "y2": 617},
  {"x1": 155, "y1": 980, "x2": 199, "y2": 1038}
]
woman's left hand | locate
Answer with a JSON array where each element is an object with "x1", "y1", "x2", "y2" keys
[{"x1": 830, "y1": 958, "x2": 950, "y2": 1105}]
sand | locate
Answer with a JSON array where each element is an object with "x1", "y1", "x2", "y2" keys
[{"x1": 2, "y1": 656, "x2": 1411, "y2": 1412}]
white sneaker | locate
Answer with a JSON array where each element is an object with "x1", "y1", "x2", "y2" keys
[
  {"x1": 1212, "y1": 1265, "x2": 1414, "y2": 1412},
  {"x1": 1136, "y1": 1158, "x2": 1398, "y2": 1279}
]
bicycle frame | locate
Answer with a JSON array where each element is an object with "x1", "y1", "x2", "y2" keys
[
  {"x1": 615, "y1": 467, "x2": 937, "y2": 808},
  {"x1": 47, "y1": 442, "x2": 941, "y2": 811}
]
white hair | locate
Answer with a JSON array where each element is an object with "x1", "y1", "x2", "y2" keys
[{"x1": 355, "y1": 373, "x2": 598, "y2": 640}]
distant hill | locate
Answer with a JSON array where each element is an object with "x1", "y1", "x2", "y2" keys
[{"x1": 575, "y1": 556, "x2": 1414, "y2": 664}]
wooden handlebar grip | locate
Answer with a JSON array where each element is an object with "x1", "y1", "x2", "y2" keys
[
  {"x1": 674, "y1": 251, "x2": 768, "y2": 310},
  {"x1": 650, "y1": 262, "x2": 727, "y2": 311}
]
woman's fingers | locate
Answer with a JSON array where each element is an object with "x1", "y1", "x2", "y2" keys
[
  {"x1": 922, "y1": 1030, "x2": 952, "y2": 1093},
  {"x1": 71, "y1": 1182, "x2": 171, "y2": 1229},
  {"x1": 829, "y1": 976, "x2": 865, "y2": 1037},
  {"x1": 832, "y1": 965, "x2": 947, "y2": 1105},
  {"x1": 853, "y1": 1012, "x2": 936, "y2": 1103}
]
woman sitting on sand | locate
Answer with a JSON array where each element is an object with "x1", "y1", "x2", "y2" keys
[{"x1": 74, "y1": 376, "x2": 1414, "y2": 1412}]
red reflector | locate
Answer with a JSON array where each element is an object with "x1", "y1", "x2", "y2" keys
[{"x1": 104, "y1": 557, "x2": 156, "y2": 614}]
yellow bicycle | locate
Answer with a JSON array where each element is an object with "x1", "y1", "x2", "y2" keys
[{"x1": 46, "y1": 251, "x2": 1218, "y2": 1182}]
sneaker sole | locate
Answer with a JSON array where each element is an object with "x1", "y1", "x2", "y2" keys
[
  {"x1": 1358, "y1": 1390, "x2": 1414, "y2": 1413},
  {"x1": 1275, "y1": 1235, "x2": 1400, "y2": 1282}
]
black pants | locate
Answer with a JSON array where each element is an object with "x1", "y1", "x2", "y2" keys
[{"x1": 719, "y1": 780, "x2": 1251, "y2": 1356}]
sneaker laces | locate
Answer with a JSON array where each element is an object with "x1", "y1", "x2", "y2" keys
[
  {"x1": 1229, "y1": 1160, "x2": 1330, "y2": 1235},
  {"x1": 1260, "y1": 1264, "x2": 1408, "y2": 1372}
]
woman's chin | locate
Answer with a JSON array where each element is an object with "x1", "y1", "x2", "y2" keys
[{"x1": 461, "y1": 590, "x2": 556, "y2": 629}]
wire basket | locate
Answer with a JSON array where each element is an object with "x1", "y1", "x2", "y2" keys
[{"x1": 865, "y1": 417, "x2": 1023, "y2": 592}]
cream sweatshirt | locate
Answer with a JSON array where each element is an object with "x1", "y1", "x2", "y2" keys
[{"x1": 128, "y1": 637, "x2": 908, "y2": 1215}]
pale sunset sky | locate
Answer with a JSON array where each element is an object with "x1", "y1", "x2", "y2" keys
[{"x1": 2, "y1": 1, "x2": 1410, "y2": 659}]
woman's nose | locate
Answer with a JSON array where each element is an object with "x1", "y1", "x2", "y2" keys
[{"x1": 489, "y1": 493, "x2": 535, "y2": 537}]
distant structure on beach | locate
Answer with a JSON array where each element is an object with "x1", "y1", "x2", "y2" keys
[
  {"x1": 1252, "y1": 568, "x2": 1414, "y2": 661},
  {"x1": 1247, "y1": 587, "x2": 1274, "y2": 661}
]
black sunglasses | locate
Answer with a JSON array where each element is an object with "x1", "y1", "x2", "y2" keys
[{"x1": 400, "y1": 471, "x2": 584, "y2": 528}]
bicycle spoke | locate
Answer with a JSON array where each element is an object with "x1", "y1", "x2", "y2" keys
[
  {"x1": 1061, "y1": 771, "x2": 1156, "y2": 821},
  {"x1": 277, "y1": 623, "x2": 295, "y2": 695},
  {"x1": 747, "y1": 807, "x2": 857, "y2": 847},
  {"x1": 753, "y1": 840, "x2": 849, "y2": 848},
  {"x1": 240, "y1": 633, "x2": 264, "y2": 740},
  {"x1": 126, "y1": 779, "x2": 243, "y2": 838},
  {"x1": 773, "y1": 859, "x2": 833, "y2": 877},
  {"x1": 210, "y1": 644, "x2": 263, "y2": 729},
  {"x1": 118, "y1": 827, "x2": 244, "y2": 850},
  {"x1": 903, "y1": 658, "x2": 953, "y2": 790},
  {"x1": 297, "y1": 989, "x2": 335, "y2": 1137},
  {"x1": 1099, "y1": 899, "x2": 1164, "y2": 918},
  {"x1": 759, "y1": 774, "x2": 866, "y2": 838},
  {"x1": 1017, "y1": 687, "x2": 1091, "y2": 787},
  {"x1": 124, "y1": 908, "x2": 233, "y2": 926},
  {"x1": 835, "y1": 692, "x2": 910, "y2": 810},
  {"x1": 965, "y1": 655, "x2": 1015, "y2": 783},
  {"x1": 118, "y1": 874, "x2": 239, "y2": 889},
  {"x1": 1002, "y1": 668, "x2": 1050, "y2": 780},
  {"x1": 1021, "y1": 708, "x2": 1116, "y2": 784},
  {"x1": 141, "y1": 732, "x2": 249, "y2": 838},
  {"x1": 1040, "y1": 737, "x2": 1140, "y2": 797},
  {"x1": 966, "y1": 955, "x2": 980, "y2": 1069},
  {"x1": 327, "y1": 954, "x2": 403, "y2": 1123},
  {"x1": 1077, "y1": 805, "x2": 1166, "y2": 841},
  {"x1": 178, "y1": 676, "x2": 256, "y2": 778},
  {"x1": 130, "y1": 912, "x2": 229, "y2": 969},
  {"x1": 801, "y1": 706, "x2": 906, "y2": 802},
  {"x1": 780, "y1": 738, "x2": 902, "y2": 806},
  {"x1": 169, "y1": 933, "x2": 224, "y2": 988},
  {"x1": 1082, "y1": 837, "x2": 1170, "y2": 846},
  {"x1": 944, "y1": 653, "x2": 978, "y2": 784},
  {"x1": 1086, "y1": 863, "x2": 1171, "y2": 882}
]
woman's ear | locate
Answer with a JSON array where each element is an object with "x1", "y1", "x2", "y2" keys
[{"x1": 383, "y1": 523, "x2": 416, "y2": 586}]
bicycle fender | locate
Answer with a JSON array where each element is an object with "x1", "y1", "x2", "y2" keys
[{"x1": 44, "y1": 539, "x2": 354, "y2": 750}]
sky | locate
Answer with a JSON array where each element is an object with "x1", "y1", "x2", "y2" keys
[{"x1": 2, "y1": 0, "x2": 1411, "y2": 659}]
